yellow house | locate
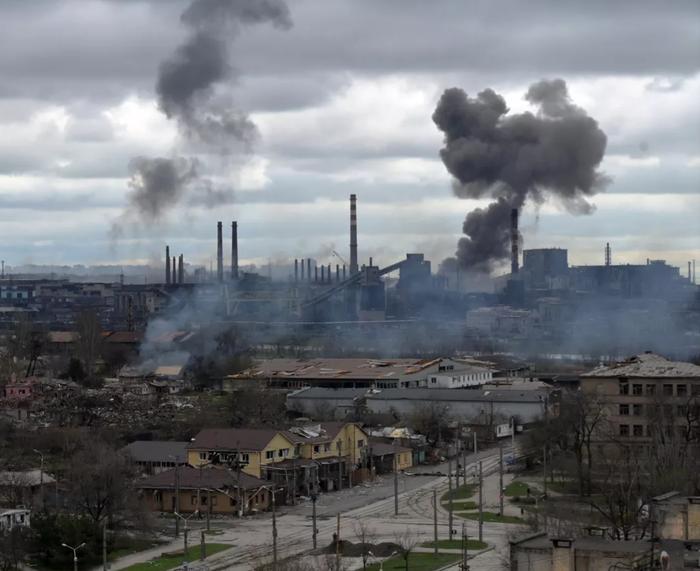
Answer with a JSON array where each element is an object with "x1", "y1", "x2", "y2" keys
[
  {"x1": 286, "y1": 422, "x2": 369, "y2": 467},
  {"x1": 188, "y1": 428, "x2": 298, "y2": 479}
]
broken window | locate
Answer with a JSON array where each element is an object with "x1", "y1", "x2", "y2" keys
[{"x1": 619, "y1": 424, "x2": 629, "y2": 437}]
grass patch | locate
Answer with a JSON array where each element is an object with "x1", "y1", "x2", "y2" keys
[
  {"x1": 441, "y1": 483, "x2": 476, "y2": 503},
  {"x1": 367, "y1": 553, "x2": 460, "y2": 571},
  {"x1": 547, "y1": 480, "x2": 577, "y2": 494},
  {"x1": 121, "y1": 543, "x2": 232, "y2": 571},
  {"x1": 504, "y1": 481, "x2": 533, "y2": 497},
  {"x1": 443, "y1": 500, "x2": 477, "y2": 510},
  {"x1": 421, "y1": 539, "x2": 488, "y2": 551},
  {"x1": 455, "y1": 511, "x2": 525, "y2": 524},
  {"x1": 109, "y1": 538, "x2": 163, "y2": 561}
]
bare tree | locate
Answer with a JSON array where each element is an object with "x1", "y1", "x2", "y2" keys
[
  {"x1": 393, "y1": 529, "x2": 422, "y2": 571},
  {"x1": 353, "y1": 519, "x2": 377, "y2": 571},
  {"x1": 75, "y1": 310, "x2": 103, "y2": 382},
  {"x1": 408, "y1": 402, "x2": 454, "y2": 446}
]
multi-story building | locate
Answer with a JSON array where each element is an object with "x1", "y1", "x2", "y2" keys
[{"x1": 580, "y1": 352, "x2": 700, "y2": 444}]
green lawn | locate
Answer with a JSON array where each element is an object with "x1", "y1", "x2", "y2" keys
[
  {"x1": 455, "y1": 511, "x2": 525, "y2": 524},
  {"x1": 441, "y1": 483, "x2": 476, "y2": 503},
  {"x1": 421, "y1": 539, "x2": 488, "y2": 551},
  {"x1": 443, "y1": 500, "x2": 477, "y2": 510},
  {"x1": 366, "y1": 553, "x2": 460, "y2": 571},
  {"x1": 504, "y1": 481, "x2": 534, "y2": 497},
  {"x1": 109, "y1": 539, "x2": 163, "y2": 561},
  {"x1": 121, "y1": 543, "x2": 232, "y2": 571}
]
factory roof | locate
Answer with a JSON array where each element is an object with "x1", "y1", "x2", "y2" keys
[
  {"x1": 582, "y1": 353, "x2": 700, "y2": 378},
  {"x1": 365, "y1": 388, "x2": 549, "y2": 403},
  {"x1": 0, "y1": 470, "x2": 56, "y2": 487},
  {"x1": 287, "y1": 387, "x2": 368, "y2": 400},
  {"x1": 122, "y1": 440, "x2": 189, "y2": 463},
  {"x1": 234, "y1": 357, "x2": 491, "y2": 382}
]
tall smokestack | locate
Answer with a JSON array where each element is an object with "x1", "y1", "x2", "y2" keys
[
  {"x1": 294, "y1": 259, "x2": 299, "y2": 282},
  {"x1": 694, "y1": 260, "x2": 696, "y2": 285},
  {"x1": 172, "y1": 257, "x2": 176, "y2": 281},
  {"x1": 510, "y1": 208, "x2": 519, "y2": 274},
  {"x1": 605, "y1": 242, "x2": 611, "y2": 266},
  {"x1": 314, "y1": 265, "x2": 318, "y2": 283},
  {"x1": 689, "y1": 261, "x2": 692, "y2": 281},
  {"x1": 300, "y1": 258, "x2": 305, "y2": 281},
  {"x1": 165, "y1": 245, "x2": 171, "y2": 284},
  {"x1": 307, "y1": 259, "x2": 311, "y2": 282},
  {"x1": 216, "y1": 221, "x2": 223, "y2": 282},
  {"x1": 231, "y1": 221, "x2": 239, "y2": 280},
  {"x1": 178, "y1": 254, "x2": 184, "y2": 283},
  {"x1": 350, "y1": 194, "x2": 358, "y2": 275},
  {"x1": 336, "y1": 264, "x2": 340, "y2": 282}
]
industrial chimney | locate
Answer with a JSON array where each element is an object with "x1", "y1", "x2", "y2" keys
[
  {"x1": 178, "y1": 254, "x2": 184, "y2": 284},
  {"x1": 350, "y1": 194, "x2": 359, "y2": 275},
  {"x1": 216, "y1": 221, "x2": 223, "y2": 283},
  {"x1": 510, "y1": 208, "x2": 519, "y2": 275},
  {"x1": 231, "y1": 221, "x2": 239, "y2": 280},
  {"x1": 605, "y1": 242, "x2": 611, "y2": 266},
  {"x1": 165, "y1": 245, "x2": 171, "y2": 284}
]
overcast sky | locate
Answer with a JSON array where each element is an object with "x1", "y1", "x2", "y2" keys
[{"x1": 1, "y1": 0, "x2": 698, "y2": 274}]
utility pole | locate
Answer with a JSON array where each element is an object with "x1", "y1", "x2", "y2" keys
[
  {"x1": 394, "y1": 440, "x2": 399, "y2": 516},
  {"x1": 473, "y1": 432, "x2": 477, "y2": 456},
  {"x1": 335, "y1": 513, "x2": 341, "y2": 571},
  {"x1": 511, "y1": 417, "x2": 516, "y2": 454},
  {"x1": 499, "y1": 444, "x2": 504, "y2": 517},
  {"x1": 433, "y1": 489, "x2": 438, "y2": 556},
  {"x1": 543, "y1": 446, "x2": 548, "y2": 498},
  {"x1": 272, "y1": 488, "x2": 278, "y2": 571},
  {"x1": 311, "y1": 492, "x2": 318, "y2": 549},
  {"x1": 462, "y1": 440, "x2": 467, "y2": 490},
  {"x1": 461, "y1": 523, "x2": 469, "y2": 570},
  {"x1": 102, "y1": 521, "x2": 108, "y2": 571},
  {"x1": 478, "y1": 461, "x2": 483, "y2": 543},
  {"x1": 200, "y1": 530, "x2": 206, "y2": 561},
  {"x1": 448, "y1": 455, "x2": 454, "y2": 539},
  {"x1": 174, "y1": 461, "x2": 181, "y2": 537},
  {"x1": 456, "y1": 439, "x2": 461, "y2": 488}
]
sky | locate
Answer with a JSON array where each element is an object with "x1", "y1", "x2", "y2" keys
[{"x1": 0, "y1": 0, "x2": 699, "y2": 275}]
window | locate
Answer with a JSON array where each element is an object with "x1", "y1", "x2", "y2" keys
[
  {"x1": 677, "y1": 384, "x2": 687, "y2": 397},
  {"x1": 239, "y1": 453, "x2": 249, "y2": 465},
  {"x1": 266, "y1": 450, "x2": 275, "y2": 460},
  {"x1": 313, "y1": 445, "x2": 320, "y2": 453},
  {"x1": 278, "y1": 448, "x2": 289, "y2": 458},
  {"x1": 619, "y1": 424, "x2": 629, "y2": 437},
  {"x1": 645, "y1": 384, "x2": 656, "y2": 396},
  {"x1": 632, "y1": 404, "x2": 643, "y2": 416},
  {"x1": 358, "y1": 439, "x2": 365, "y2": 448},
  {"x1": 324, "y1": 443, "x2": 331, "y2": 452},
  {"x1": 191, "y1": 495, "x2": 198, "y2": 506},
  {"x1": 619, "y1": 382, "x2": 629, "y2": 395},
  {"x1": 691, "y1": 384, "x2": 700, "y2": 396},
  {"x1": 200, "y1": 495, "x2": 208, "y2": 506},
  {"x1": 632, "y1": 384, "x2": 643, "y2": 396},
  {"x1": 199, "y1": 452, "x2": 208, "y2": 461},
  {"x1": 229, "y1": 497, "x2": 237, "y2": 506},
  {"x1": 633, "y1": 425, "x2": 643, "y2": 437},
  {"x1": 619, "y1": 404, "x2": 629, "y2": 416},
  {"x1": 677, "y1": 405, "x2": 687, "y2": 418},
  {"x1": 663, "y1": 384, "x2": 673, "y2": 396}
]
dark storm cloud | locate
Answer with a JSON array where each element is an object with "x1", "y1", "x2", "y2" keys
[{"x1": 433, "y1": 79, "x2": 607, "y2": 272}]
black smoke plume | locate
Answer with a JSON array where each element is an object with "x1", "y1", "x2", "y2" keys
[
  {"x1": 433, "y1": 79, "x2": 607, "y2": 273},
  {"x1": 121, "y1": 0, "x2": 291, "y2": 226}
]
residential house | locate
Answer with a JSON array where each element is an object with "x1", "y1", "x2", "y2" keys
[
  {"x1": 122, "y1": 441, "x2": 189, "y2": 475},
  {"x1": 367, "y1": 440, "x2": 413, "y2": 474},
  {"x1": 0, "y1": 470, "x2": 56, "y2": 509},
  {"x1": 137, "y1": 466, "x2": 271, "y2": 516},
  {"x1": 0, "y1": 508, "x2": 31, "y2": 531}
]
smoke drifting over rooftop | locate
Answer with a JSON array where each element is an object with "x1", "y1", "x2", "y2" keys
[
  {"x1": 433, "y1": 78, "x2": 608, "y2": 273},
  {"x1": 121, "y1": 0, "x2": 292, "y2": 225}
]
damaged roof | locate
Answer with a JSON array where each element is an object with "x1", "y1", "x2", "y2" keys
[
  {"x1": 583, "y1": 353, "x2": 700, "y2": 378},
  {"x1": 189, "y1": 428, "x2": 292, "y2": 451},
  {"x1": 137, "y1": 466, "x2": 268, "y2": 491}
]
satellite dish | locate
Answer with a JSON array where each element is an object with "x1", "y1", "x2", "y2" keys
[{"x1": 659, "y1": 550, "x2": 670, "y2": 571}]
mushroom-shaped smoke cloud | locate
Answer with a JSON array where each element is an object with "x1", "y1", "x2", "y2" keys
[{"x1": 433, "y1": 79, "x2": 608, "y2": 273}]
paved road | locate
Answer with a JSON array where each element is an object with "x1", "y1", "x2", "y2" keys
[{"x1": 104, "y1": 443, "x2": 523, "y2": 571}]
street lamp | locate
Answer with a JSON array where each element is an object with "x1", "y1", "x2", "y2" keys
[
  {"x1": 32, "y1": 449, "x2": 45, "y2": 510},
  {"x1": 174, "y1": 510, "x2": 199, "y2": 568},
  {"x1": 61, "y1": 542, "x2": 86, "y2": 571},
  {"x1": 367, "y1": 550, "x2": 397, "y2": 571}
]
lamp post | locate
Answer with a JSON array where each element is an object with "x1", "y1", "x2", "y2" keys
[
  {"x1": 367, "y1": 550, "x2": 397, "y2": 571},
  {"x1": 61, "y1": 542, "x2": 86, "y2": 571},
  {"x1": 32, "y1": 449, "x2": 45, "y2": 511},
  {"x1": 174, "y1": 510, "x2": 199, "y2": 568}
]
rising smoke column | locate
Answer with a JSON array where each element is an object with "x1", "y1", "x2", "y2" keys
[
  {"x1": 122, "y1": 0, "x2": 291, "y2": 224},
  {"x1": 433, "y1": 79, "x2": 608, "y2": 273}
]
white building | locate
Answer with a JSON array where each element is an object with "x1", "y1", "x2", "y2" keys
[
  {"x1": 0, "y1": 508, "x2": 30, "y2": 531},
  {"x1": 427, "y1": 362, "x2": 493, "y2": 388}
]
